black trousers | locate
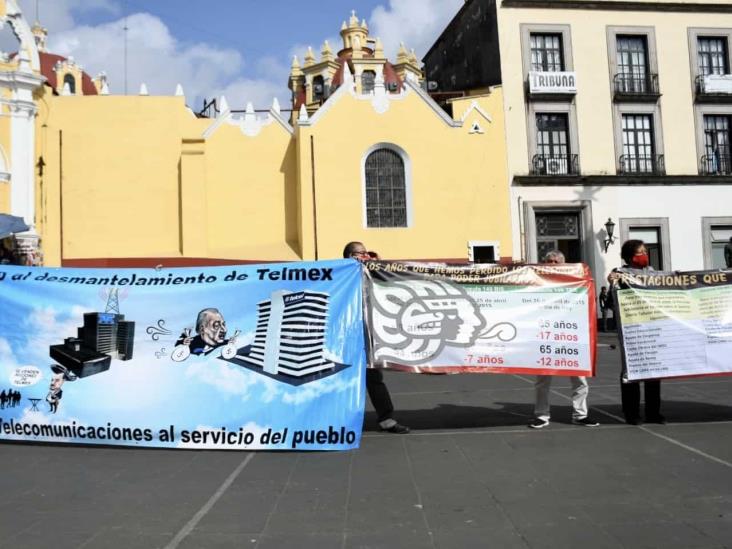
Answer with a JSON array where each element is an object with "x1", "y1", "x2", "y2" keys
[
  {"x1": 366, "y1": 368, "x2": 394, "y2": 423},
  {"x1": 620, "y1": 375, "x2": 661, "y2": 420}
]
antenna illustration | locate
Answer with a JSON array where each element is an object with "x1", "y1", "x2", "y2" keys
[{"x1": 105, "y1": 288, "x2": 120, "y2": 314}]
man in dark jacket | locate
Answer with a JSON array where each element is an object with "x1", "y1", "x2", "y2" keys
[{"x1": 344, "y1": 241, "x2": 409, "y2": 434}]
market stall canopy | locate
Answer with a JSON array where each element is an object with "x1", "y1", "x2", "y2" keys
[{"x1": 0, "y1": 214, "x2": 30, "y2": 240}]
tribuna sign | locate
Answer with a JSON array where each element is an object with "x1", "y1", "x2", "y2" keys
[{"x1": 529, "y1": 71, "x2": 577, "y2": 94}]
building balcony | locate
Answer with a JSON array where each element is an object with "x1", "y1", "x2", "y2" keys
[
  {"x1": 695, "y1": 74, "x2": 732, "y2": 103},
  {"x1": 700, "y1": 153, "x2": 732, "y2": 175},
  {"x1": 613, "y1": 73, "x2": 660, "y2": 102},
  {"x1": 527, "y1": 71, "x2": 577, "y2": 100},
  {"x1": 530, "y1": 154, "x2": 580, "y2": 176},
  {"x1": 619, "y1": 154, "x2": 665, "y2": 175}
]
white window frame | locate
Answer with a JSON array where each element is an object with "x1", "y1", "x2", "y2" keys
[
  {"x1": 360, "y1": 143, "x2": 413, "y2": 230},
  {"x1": 526, "y1": 102, "x2": 580, "y2": 175},
  {"x1": 522, "y1": 200, "x2": 594, "y2": 267},
  {"x1": 468, "y1": 240, "x2": 501, "y2": 263},
  {"x1": 607, "y1": 27, "x2": 664, "y2": 173},
  {"x1": 619, "y1": 217, "x2": 671, "y2": 270},
  {"x1": 688, "y1": 28, "x2": 732, "y2": 87},
  {"x1": 701, "y1": 216, "x2": 732, "y2": 269}
]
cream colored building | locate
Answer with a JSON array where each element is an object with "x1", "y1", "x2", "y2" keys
[
  {"x1": 0, "y1": 3, "x2": 513, "y2": 267},
  {"x1": 427, "y1": 0, "x2": 732, "y2": 278}
]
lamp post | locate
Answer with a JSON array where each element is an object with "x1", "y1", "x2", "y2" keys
[{"x1": 603, "y1": 218, "x2": 616, "y2": 253}]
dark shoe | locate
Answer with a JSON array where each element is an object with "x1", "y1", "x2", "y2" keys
[
  {"x1": 528, "y1": 418, "x2": 550, "y2": 429},
  {"x1": 646, "y1": 414, "x2": 666, "y2": 424},
  {"x1": 625, "y1": 417, "x2": 641, "y2": 425},
  {"x1": 380, "y1": 422, "x2": 410, "y2": 434},
  {"x1": 572, "y1": 416, "x2": 600, "y2": 427}
]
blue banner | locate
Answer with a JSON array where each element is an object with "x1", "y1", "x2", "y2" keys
[{"x1": 0, "y1": 260, "x2": 366, "y2": 450}]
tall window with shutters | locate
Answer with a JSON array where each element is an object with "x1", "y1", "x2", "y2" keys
[{"x1": 364, "y1": 148, "x2": 407, "y2": 228}]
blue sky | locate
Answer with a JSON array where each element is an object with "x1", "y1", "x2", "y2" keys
[{"x1": 10, "y1": 0, "x2": 464, "y2": 109}]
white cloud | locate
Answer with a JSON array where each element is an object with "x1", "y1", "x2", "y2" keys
[
  {"x1": 281, "y1": 372, "x2": 361, "y2": 406},
  {"x1": 368, "y1": 0, "x2": 464, "y2": 58},
  {"x1": 48, "y1": 13, "x2": 245, "y2": 102},
  {"x1": 16, "y1": 0, "x2": 120, "y2": 32},
  {"x1": 184, "y1": 359, "x2": 262, "y2": 399},
  {"x1": 24, "y1": 304, "x2": 90, "y2": 364},
  {"x1": 0, "y1": 337, "x2": 18, "y2": 366},
  {"x1": 183, "y1": 354, "x2": 361, "y2": 408}
]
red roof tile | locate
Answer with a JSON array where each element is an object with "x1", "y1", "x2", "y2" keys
[{"x1": 39, "y1": 52, "x2": 98, "y2": 95}]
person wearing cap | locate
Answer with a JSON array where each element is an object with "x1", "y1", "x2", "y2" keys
[{"x1": 343, "y1": 241, "x2": 409, "y2": 434}]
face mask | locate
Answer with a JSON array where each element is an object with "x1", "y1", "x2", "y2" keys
[{"x1": 631, "y1": 253, "x2": 649, "y2": 269}]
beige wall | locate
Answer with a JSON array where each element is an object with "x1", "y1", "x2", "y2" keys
[
  {"x1": 498, "y1": 2, "x2": 731, "y2": 177},
  {"x1": 498, "y1": 0, "x2": 732, "y2": 275}
]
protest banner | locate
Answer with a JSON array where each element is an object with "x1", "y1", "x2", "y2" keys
[
  {"x1": 613, "y1": 268, "x2": 732, "y2": 381},
  {"x1": 365, "y1": 261, "x2": 596, "y2": 376},
  {"x1": 0, "y1": 260, "x2": 366, "y2": 450}
]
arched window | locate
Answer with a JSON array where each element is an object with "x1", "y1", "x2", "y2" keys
[
  {"x1": 312, "y1": 75, "x2": 325, "y2": 102},
  {"x1": 362, "y1": 70, "x2": 376, "y2": 94},
  {"x1": 364, "y1": 148, "x2": 408, "y2": 228},
  {"x1": 63, "y1": 73, "x2": 76, "y2": 94}
]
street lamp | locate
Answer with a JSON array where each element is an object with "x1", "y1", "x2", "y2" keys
[{"x1": 603, "y1": 218, "x2": 616, "y2": 253}]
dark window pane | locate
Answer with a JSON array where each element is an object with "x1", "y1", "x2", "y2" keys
[
  {"x1": 362, "y1": 71, "x2": 376, "y2": 93},
  {"x1": 364, "y1": 148, "x2": 407, "y2": 228},
  {"x1": 698, "y1": 37, "x2": 729, "y2": 76},
  {"x1": 530, "y1": 33, "x2": 564, "y2": 72}
]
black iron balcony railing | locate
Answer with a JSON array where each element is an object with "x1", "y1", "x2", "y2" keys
[
  {"x1": 198, "y1": 97, "x2": 219, "y2": 118},
  {"x1": 700, "y1": 153, "x2": 732, "y2": 175},
  {"x1": 531, "y1": 154, "x2": 580, "y2": 176},
  {"x1": 619, "y1": 154, "x2": 665, "y2": 175},
  {"x1": 696, "y1": 75, "x2": 710, "y2": 95},
  {"x1": 613, "y1": 73, "x2": 660, "y2": 97}
]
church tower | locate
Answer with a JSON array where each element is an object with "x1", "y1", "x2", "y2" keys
[
  {"x1": 288, "y1": 10, "x2": 423, "y2": 121},
  {"x1": 31, "y1": 21, "x2": 47, "y2": 53}
]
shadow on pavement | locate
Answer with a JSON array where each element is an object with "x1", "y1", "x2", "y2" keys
[{"x1": 364, "y1": 400, "x2": 732, "y2": 431}]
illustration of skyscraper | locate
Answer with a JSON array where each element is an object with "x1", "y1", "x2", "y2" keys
[{"x1": 243, "y1": 290, "x2": 334, "y2": 378}]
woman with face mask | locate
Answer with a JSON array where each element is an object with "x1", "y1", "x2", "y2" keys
[{"x1": 609, "y1": 239, "x2": 664, "y2": 425}]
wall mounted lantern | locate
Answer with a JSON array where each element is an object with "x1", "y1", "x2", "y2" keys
[{"x1": 603, "y1": 218, "x2": 616, "y2": 253}]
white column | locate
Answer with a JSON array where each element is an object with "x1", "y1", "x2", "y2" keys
[{"x1": 10, "y1": 97, "x2": 38, "y2": 228}]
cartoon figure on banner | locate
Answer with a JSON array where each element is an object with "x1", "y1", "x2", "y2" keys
[
  {"x1": 372, "y1": 279, "x2": 517, "y2": 365},
  {"x1": 172, "y1": 308, "x2": 241, "y2": 362},
  {"x1": 46, "y1": 365, "x2": 78, "y2": 414},
  {"x1": 0, "y1": 389, "x2": 22, "y2": 409}
]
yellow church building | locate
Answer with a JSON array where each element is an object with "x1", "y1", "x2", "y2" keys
[{"x1": 0, "y1": 1, "x2": 512, "y2": 267}]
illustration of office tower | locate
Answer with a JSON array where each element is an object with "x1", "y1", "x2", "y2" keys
[
  {"x1": 244, "y1": 290, "x2": 333, "y2": 378},
  {"x1": 116, "y1": 320, "x2": 135, "y2": 360},
  {"x1": 77, "y1": 313, "x2": 135, "y2": 360},
  {"x1": 79, "y1": 313, "x2": 118, "y2": 356}
]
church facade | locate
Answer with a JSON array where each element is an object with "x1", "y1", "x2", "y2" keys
[{"x1": 0, "y1": 3, "x2": 513, "y2": 267}]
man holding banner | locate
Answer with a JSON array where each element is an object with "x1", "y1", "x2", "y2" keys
[
  {"x1": 529, "y1": 250, "x2": 599, "y2": 429},
  {"x1": 343, "y1": 241, "x2": 410, "y2": 434}
]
